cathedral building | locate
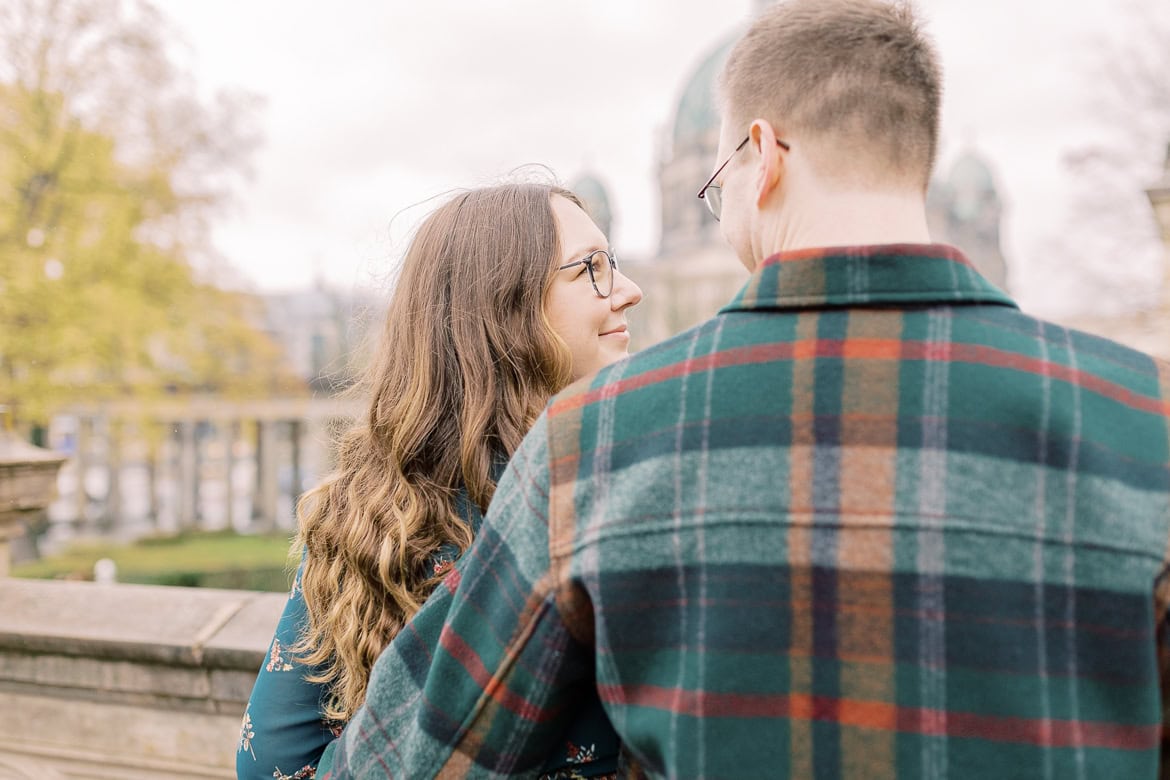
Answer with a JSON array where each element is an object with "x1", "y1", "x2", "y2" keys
[{"x1": 614, "y1": 12, "x2": 1011, "y2": 351}]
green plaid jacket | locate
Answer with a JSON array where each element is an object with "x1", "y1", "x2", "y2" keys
[{"x1": 321, "y1": 244, "x2": 1170, "y2": 779}]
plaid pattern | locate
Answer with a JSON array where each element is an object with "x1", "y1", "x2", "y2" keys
[{"x1": 322, "y1": 244, "x2": 1170, "y2": 779}]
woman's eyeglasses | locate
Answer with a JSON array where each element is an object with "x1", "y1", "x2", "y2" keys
[{"x1": 558, "y1": 249, "x2": 619, "y2": 298}]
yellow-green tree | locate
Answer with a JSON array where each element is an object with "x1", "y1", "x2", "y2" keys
[{"x1": 0, "y1": 0, "x2": 300, "y2": 424}]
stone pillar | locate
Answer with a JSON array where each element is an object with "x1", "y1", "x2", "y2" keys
[
  {"x1": 73, "y1": 416, "x2": 91, "y2": 530},
  {"x1": 289, "y1": 419, "x2": 304, "y2": 512},
  {"x1": 223, "y1": 419, "x2": 239, "y2": 532},
  {"x1": 101, "y1": 418, "x2": 122, "y2": 534},
  {"x1": 177, "y1": 420, "x2": 198, "y2": 531},
  {"x1": 145, "y1": 426, "x2": 162, "y2": 531},
  {"x1": 253, "y1": 420, "x2": 279, "y2": 532}
]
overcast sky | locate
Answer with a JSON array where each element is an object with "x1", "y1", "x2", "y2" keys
[{"x1": 157, "y1": 0, "x2": 1158, "y2": 316}]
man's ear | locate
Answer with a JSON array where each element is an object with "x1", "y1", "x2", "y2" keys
[{"x1": 750, "y1": 119, "x2": 785, "y2": 208}]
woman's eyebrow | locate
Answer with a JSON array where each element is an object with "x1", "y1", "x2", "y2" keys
[{"x1": 563, "y1": 243, "x2": 606, "y2": 262}]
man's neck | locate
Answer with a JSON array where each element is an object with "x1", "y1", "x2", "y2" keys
[{"x1": 756, "y1": 188, "x2": 933, "y2": 261}]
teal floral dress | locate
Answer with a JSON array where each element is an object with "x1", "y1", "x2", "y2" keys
[{"x1": 237, "y1": 486, "x2": 619, "y2": 780}]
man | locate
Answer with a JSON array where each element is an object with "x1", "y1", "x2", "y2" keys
[{"x1": 322, "y1": 0, "x2": 1170, "y2": 776}]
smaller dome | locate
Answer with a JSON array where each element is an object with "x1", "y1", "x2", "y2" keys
[
  {"x1": 570, "y1": 172, "x2": 614, "y2": 238},
  {"x1": 947, "y1": 151, "x2": 998, "y2": 197},
  {"x1": 946, "y1": 150, "x2": 1000, "y2": 222},
  {"x1": 571, "y1": 174, "x2": 610, "y2": 211}
]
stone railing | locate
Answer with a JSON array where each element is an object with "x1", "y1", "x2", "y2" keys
[{"x1": 0, "y1": 578, "x2": 284, "y2": 779}]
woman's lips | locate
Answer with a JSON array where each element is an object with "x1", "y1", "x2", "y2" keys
[{"x1": 600, "y1": 325, "x2": 628, "y2": 338}]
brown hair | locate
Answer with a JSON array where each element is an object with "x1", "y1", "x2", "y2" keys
[
  {"x1": 719, "y1": 0, "x2": 942, "y2": 190},
  {"x1": 293, "y1": 183, "x2": 580, "y2": 722}
]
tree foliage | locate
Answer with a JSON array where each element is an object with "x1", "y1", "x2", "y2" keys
[{"x1": 0, "y1": 0, "x2": 300, "y2": 423}]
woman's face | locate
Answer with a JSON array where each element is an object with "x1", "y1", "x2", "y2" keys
[{"x1": 545, "y1": 195, "x2": 643, "y2": 382}]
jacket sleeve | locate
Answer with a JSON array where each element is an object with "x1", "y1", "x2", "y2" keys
[
  {"x1": 237, "y1": 555, "x2": 338, "y2": 780},
  {"x1": 325, "y1": 413, "x2": 594, "y2": 778}
]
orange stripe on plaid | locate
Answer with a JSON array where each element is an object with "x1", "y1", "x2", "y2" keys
[
  {"x1": 597, "y1": 685, "x2": 1160, "y2": 751},
  {"x1": 438, "y1": 593, "x2": 561, "y2": 725}
]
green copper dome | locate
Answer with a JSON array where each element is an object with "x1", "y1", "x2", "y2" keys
[{"x1": 671, "y1": 34, "x2": 737, "y2": 152}]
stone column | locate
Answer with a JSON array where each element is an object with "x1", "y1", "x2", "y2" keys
[
  {"x1": 101, "y1": 418, "x2": 122, "y2": 534},
  {"x1": 73, "y1": 416, "x2": 91, "y2": 530},
  {"x1": 289, "y1": 419, "x2": 304, "y2": 514},
  {"x1": 177, "y1": 420, "x2": 198, "y2": 531},
  {"x1": 253, "y1": 420, "x2": 279, "y2": 533},
  {"x1": 223, "y1": 419, "x2": 239, "y2": 532},
  {"x1": 145, "y1": 426, "x2": 162, "y2": 531}
]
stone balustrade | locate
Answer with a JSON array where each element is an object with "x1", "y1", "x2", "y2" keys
[{"x1": 0, "y1": 578, "x2": 283, "y2": 779}]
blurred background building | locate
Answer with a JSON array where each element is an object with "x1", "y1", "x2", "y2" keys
[{"x1": 576, "y1": 27, "x2": 1014, "y2": 352}]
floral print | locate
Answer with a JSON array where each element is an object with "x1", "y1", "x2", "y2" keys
[
  {"x1": 239, "y1": 707, "x2": 256, "y2": 759},
  {"x1": 540, "y1": 770, "x2": 616, "y2": 780},
  {"x1": 239, "y1": 556, "x2": 336, "y2": 779},
  {"x1": 266, "y1": 638, "x2": 294, "y2": 672},
  {"x1": 536, "y1": 741, "x2": 614, "y2": 779},
  {"x1": 566, "y1": 741, "x2": 597, "y2": 764}
]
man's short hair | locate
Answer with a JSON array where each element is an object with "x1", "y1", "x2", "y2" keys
[{"x1": 718, "y1": 0, "x2": 942, "y2": 190}]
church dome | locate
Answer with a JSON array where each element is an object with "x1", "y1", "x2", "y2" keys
[
  {"x1": 671, "y1": 34, "x2": 736, "y2": 153},
  {"x1": 571, "y1": 173, "x2": 610, "y2": 213}
]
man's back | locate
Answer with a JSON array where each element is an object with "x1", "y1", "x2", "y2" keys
[
  {"x1": 320, "y1": 2, "x2": 1170, "y2": 774},
  {"x1": 546, "y1": 245, "x2": 1170, "y2": 777}
]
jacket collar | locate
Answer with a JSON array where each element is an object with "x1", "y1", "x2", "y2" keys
[{"x1": 721, "y1": 243, "x2": 1017, "y2": 314}]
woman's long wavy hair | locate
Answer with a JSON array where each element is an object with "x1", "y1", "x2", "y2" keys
[{"x1": 292, "y1": 183, "x2": 580, "y2": 722}]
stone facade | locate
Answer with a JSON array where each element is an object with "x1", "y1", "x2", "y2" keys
[{"x1": 0, "y1": 579, "x2": 283, "y2": 779}]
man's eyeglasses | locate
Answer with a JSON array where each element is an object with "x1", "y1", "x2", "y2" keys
[
  {"x1": 557, "y1": 249, "x2": 619, "y2": 298},
  {"x1": 696, "y1": 136, "x2": 790, "y2": 221}
]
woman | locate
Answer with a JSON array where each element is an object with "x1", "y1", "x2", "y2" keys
[{"x1": 237, "y1": 182, "x2": 642, "y2": 780}]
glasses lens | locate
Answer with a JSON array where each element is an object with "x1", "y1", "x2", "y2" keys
[
  {"x1": 591, "y1": 251, "x2": 614, "y2": 298},
  {"x1": 705, "y1": 185, "x2": 723, "y2": 221}
]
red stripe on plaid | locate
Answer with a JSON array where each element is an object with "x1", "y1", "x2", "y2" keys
[
  {"x1": 597, "y1": 684, "x2": 1159, "y2": 751},
  {"x1": 438, "y1": 627, "x2": 558, "y2": 724},
  {"x1": 550, "y1": 339, "x2": 1170, "y2": 418}
]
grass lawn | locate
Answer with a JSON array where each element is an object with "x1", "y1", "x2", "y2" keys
[{"x1": 12, "y1": 529, "x2": 299, "y2": 591}]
